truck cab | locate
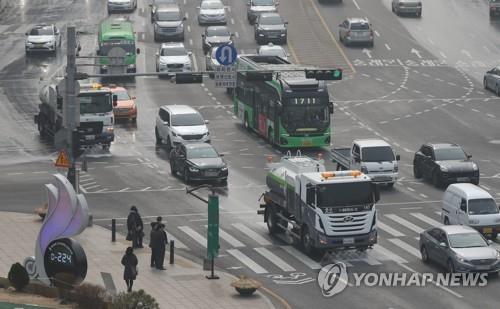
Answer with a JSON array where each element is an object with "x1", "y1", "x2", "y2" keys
[{"x1": 332, "y1": 139, "x2": 400, "y2": 187}]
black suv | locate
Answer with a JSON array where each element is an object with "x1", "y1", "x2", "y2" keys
[
  {"x1": 170, "y1": 142, "x2": 228, "y2": 184},
  {"x1": 413, "y1": 143, "x2": 479, "y2": 187},
  {"x1": 254, "y1": 13, "x2": 287, "y2": 45}
]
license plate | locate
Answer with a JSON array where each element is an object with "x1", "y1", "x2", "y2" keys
[
  {"x1": 475, "y1": 265, "x2": 490, "y2": 270},
  {"x1": 205, "y1": 171, "x2": 218, "y2": 177},
  {"x1": 85, "y1": 135, "x2": 95, "y2": 140},
  {"x1": 483, "y1": 227, "x2": 493, "y2": 234},
  {"x1": 457, "y1": 177, "x2": 469, "y2": 182},
  {"x1": 36, "y1": 44, "x2": 44, "y2": 47},
  {"x1": 343, "y1": 238, "x2": 354, "y2": 245},
  {"x1": 303, "y1": 140, "x2": 312, "y2": 146}
]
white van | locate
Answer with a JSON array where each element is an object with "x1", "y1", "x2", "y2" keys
[{"x1": 442, "y1": 183, "x2": 500, "y2": 238}]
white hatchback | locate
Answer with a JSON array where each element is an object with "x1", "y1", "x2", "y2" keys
[{"x1": 25, "y1": 24, "x2": 61, "y2": 54}]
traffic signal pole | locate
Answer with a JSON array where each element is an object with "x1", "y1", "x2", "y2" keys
[{"x1": 65, "y1": 26, "x2": 78, "y2": 190}]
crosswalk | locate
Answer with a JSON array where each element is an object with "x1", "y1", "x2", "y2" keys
[{"x1": 163, "y1": 211, "x2": 500, "y2": 276}]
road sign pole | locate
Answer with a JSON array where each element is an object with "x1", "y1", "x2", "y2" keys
[
  {"x1": 65, "y1": 26, "x2": 78, "y2": 189},
  {"x1": 206, "y1": 192, "x2": 219, "y2": 279}
]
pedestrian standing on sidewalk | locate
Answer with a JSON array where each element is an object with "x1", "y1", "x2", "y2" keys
[
  {"x1": 127, "y1": 206, "x2": 144, "y2": 248},
  {"x1": 149, "y1": 216, "x2": 162, "y2": 267},
  {"x1": 121, "y1": 247, "x2": 138, "y2": 293},
  {"x1": 155, "y1": 224, "x2": 169, "y2": 270}
]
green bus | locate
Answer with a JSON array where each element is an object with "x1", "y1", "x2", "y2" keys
[
  {"x1": 233, "y1": 55, "x2": 334, "y2": 148},
  {"x1": 97, "y1": 19, "x2": 140, "y2": 74}
]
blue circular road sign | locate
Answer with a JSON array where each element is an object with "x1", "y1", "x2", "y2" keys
[{"x1": 215, "y1": 44, "x2": 238, "y2": 66}]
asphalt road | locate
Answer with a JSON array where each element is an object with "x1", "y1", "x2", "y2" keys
[{"x1": 1, "y1": 0, "x2": 500, "y2": 308}]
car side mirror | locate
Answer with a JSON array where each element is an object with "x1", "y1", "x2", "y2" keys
[
  {"x1": 439, "y1": 242, "x2": 447, "y2": 248},
  {"x1": 164, "y1": 121, "x2": 169, "y2": 126},
  {"x1": 202, "y1": 34, "x2": 206, "y2": 38},
  {"x1": 204, "y1": 120, "x2": 209, "y2": 124},
  {"x1": 396, "y1": 154, "x2": 400, "y2": 161},
  {"x1": 131, "y1": 96, "x2": 136, "y2": 100},
  {"x1": 183, "y1": 16, "x2": 187, "y2": 21},
  {"x1": 247, "y1": 1, "x2": 251, "y2": 5},
  {"x1": 155, "y1": 52, "x2": 159, "y2": 57},
  {"x1": 328, "y1": 101, "x2": 334, "y2": 114},
  {"x1": 220, "y1": 153, "x2": 225, "y2": 157},
  {"x1": 284, "y1": 21, "x2": 288, "y2": 25},
  {"x1": 488, "y1": 239, "x2": 493, "y2": 245},
  {"x1": 112, "y1": 94, "x2": 118, "y2": 104},
  {"x1": 136, "y1": 48, "x2": 141, "y2": 55},
  {"x1": 196, "y1": 6, "x2": 200, "y2": 9},
  {"x1": 149, "y1": 3, "x2": 152, "y2": 7},
  {"x1": 467, "y1": 154, "x2": 472, "y2": 159},
  {"x1": 276, "y1": 1, "x2": 280, "y2": 5},
  {"x1": 179, "y1": 154, "x2": 185, "y2": 158},
  {"x1": 354, "y1": 156, "x2": 360, "y2": 163},
  {"x1": 338, "y1": 24, "x2": 343, "y2": 27},
  {"x1": 25, "y1": 32, "x2": 28, "y2": 36},
  {"x1": 230, "y1": 33, "x2": 234, "y2": 37},
  {"x1": 188, "y1": 51, "x2": 192, "y2": 56},
  {"x1": 77, "y1": 45, "x2": 82, "y2": 52}
]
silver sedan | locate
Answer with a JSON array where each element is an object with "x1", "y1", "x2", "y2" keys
[
  {"x1": 419, "y1": 225, "x2": 500, "y2": 273},
  {"x1": 484, "y1": 67, "x2": 500, "y2": 95},
  {"x1": 197, "y1": 0, "x2": 227, "y2": 25}
]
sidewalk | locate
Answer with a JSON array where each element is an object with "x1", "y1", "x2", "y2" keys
[{"x1": 0, "y1": 212, "x2": 276, "y2": 309}]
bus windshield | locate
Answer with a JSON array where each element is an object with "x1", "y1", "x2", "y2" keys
[
  {"x1": 282, "y1": 99, "x2": 328, "y2": 132},
  {"x1": 78, "y1": 94, "x2": 113, "y2": 114},
  {"x1": 100, "y1": 40, "x2": 135, "y2": 55}
]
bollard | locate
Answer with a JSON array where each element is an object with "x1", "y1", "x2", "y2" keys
[
  {"x1": 111, "y1": 219, "x2": 116, "y2": 242},
  {"x1": 169, "y1": 240, "x2": 174, "y2": 264}
]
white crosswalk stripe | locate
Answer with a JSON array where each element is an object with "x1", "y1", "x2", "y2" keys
[
  {"x1": 219, "y1": 228, "x2": 246, "y2": 248},
  {"x1": 388, "y1": 238, "x2": 421, "y2": 258},
  {"x1": 254, "y1": 247, "x2": 296, "y2": 272},
  {"x1": 385, "y1": 214, "x2": 425, "y2": 234},
  {"x1": 227, "y1": 249, "x2": 268, "y2": 274},
  {"x1": 281, "y1": 246, "x2": 322, "y2": 269},
  {"x1": 410, "y1": 212, "x2": 442, "y2": 227},
  {"x1": 377, "y1": 221, "x2": 405, "y2": 237},
  {"x1": 370, "y1": 245, "x2": 408, "y2": 264},
  {"x1": 178, "y1": 226, "x2": 207, "y2": 248},
  {"x1": 232, "y1": 223, "x2": 272, "y2": 246}
]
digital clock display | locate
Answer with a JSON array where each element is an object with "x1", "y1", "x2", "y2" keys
[{"x1": 44, "y1": 238, "x2": 87, "y2": 285}]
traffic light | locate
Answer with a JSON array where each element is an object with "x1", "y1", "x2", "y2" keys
[
  {"x1": 305, "y1": 68, "x2": 343, "y2": 80},
  {"x1": 175, "y1": 73, "x2": 203, "y2": 84},
  {"x1": 245, "y1": 71, "x2": 273, "y2": 81},
  {"x1": 72, "y1": 130, "x2": 84, "y2": 159}
]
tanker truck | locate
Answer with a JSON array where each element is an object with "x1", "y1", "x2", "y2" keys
[{"x1": 258, "y1": 152, "x2": 380, "y2": 255}]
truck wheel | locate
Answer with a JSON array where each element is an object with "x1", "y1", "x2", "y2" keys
[
  {"x1": 102, "y1": 144, "x2": 110, "y2": 151},
  {"x1": 301, "y1": 226, "x2": 316, "y2": 257},
  {"x1": 183, "y1": 168, "x2": 191, "y2": 184},
  {"x1": 432, "y1": 171, "x2": 442, "y2": 188},
  {"x1": 266, "y1": 205, "x2": 285, "y2": 235},
  {"x1": 444, "y1": 217, "x2": 450, "y2": 225},
  {"x1": 413, "y1": 164, "x2": 423, "y2": 179}
]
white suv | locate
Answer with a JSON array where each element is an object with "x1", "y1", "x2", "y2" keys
[
  {"x1": 155, "y1": 105, "x2": 210, "y2": 150},
  {"x1": 25, "y1": 24, "x2": 61, "y2": 54}
]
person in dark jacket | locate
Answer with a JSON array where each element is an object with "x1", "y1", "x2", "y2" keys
[
  {"x1": 127, "y1": 206, "x2": 144, "y2": 248},
  {"x1": 121, "y1": 247, "x2": 138, "y2": 292},
  {"x1": 149, "y1": 216, "x2": 162, "y2": 267},
  {"x1": 155, "y1": 224, "x2": 169, "y2": 270}
]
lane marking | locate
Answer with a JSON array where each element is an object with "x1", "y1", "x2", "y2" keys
[
  {"x1": 254, "y1": 247, "x2": 296, "y2": 272},
  {"x1": 233, "y1": 223, "x2": 271, "y2": 246},
  {"x1": 227, "y1": 249, "x2": 268, "y2": 274},
  {"x1": 384, "y1": 43, "x2": 391, "y2": 50},
  {"x1": 410, "y1": 212, "x2": 442, "y2": 227},
  {"x1": 351, "y1": 0, "x2": 361, "y2": 10},
  {"x1": 388, "y1": 238, "x2": 421, "y2": 258},
  {"x1": 219, "y1": 228, "x2": 245, "y2": 247},
  {"x1": 385, "y1": 214, "x2": 424, "y2": 234},
  {"x1": 308, "y1": 0, "x2": 355, "y2": 73},
  {"x1": 178, "y1": 226, "x2": 207, "y2": 248},
  {"x1": 281, "y1": 246, "x2": 321, "y2": 269},
  {"x1": 370, "y1": 245, "x2": 408, "y2": 263},
  {"x1": 377, "y1": 221, "x2": 405, "y2": 237}
]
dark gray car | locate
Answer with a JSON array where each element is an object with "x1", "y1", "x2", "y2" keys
[
  {"x1": 254, "y1": 13, "x2": 287, "y2": 45},
  {"x1": 420, "y1": 225, "x2": 500, "y2": 273},
  {"x1": 202, "y1": 26, "x2": 233, "y2": 54},
  {"x1": 153, "y1": 5, "x2": 186, "y2": 42},
  {"x1": 150, "y1": 0, "x2": 178, "y2": 22},
  {"x1": 484, "y1": 67, "x2": 500, "y2": 95}
]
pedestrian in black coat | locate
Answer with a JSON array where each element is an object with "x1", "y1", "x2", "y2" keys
[
  {"x1": 127, "y1": 206, "x2": 144, "y2": 248},
  {"x1": 121, "y1": 247, "x2": 138, "y2": 292},
  {"x1": 155, "y1": 224, "x2": 169, "y2": 270},
  {"x1": 149, "y1": 216, "x2": 162, "y2": 267}
]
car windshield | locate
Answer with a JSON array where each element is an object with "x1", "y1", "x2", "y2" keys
[
  {"x1": 350, "y1": 22, "x2": 370, "y2": 30},
  {"x1": 434, "y1": 147, "x2": 467, "y2": 160},
  {"x1": 161, "y1": 46, "x2": 187, "y2": 56},
  {"x1": 283, "y1": 101, "x2": 328, "y2": 132},
  {"x1": 207, "y1": 27, "x2": 229, "y2": 36},
  {"x1": 260, "y1": 47, "x2": 286, "y2": 58},
  {"x1": 317, "y1": 182, "x2": 374, "y2": 207},
  {"x1": 201, "y1": 1, "x2": 223, "y2": 9},
  {"x1": 448, "y1": 232, "x2": 488, "y2": 248},
  {"x1": 30, "y1": 27, "x2": 53, "y2": 35},
  {"x1": 187, "y1": 147, "x2": 218, "y2": 159},
  {"x1": 253, "y1": 0, "x2": 274, "y2": 5},
  {"x1": 361, "y1": 146, "x2": 395, "y2": 162},
  {"x1": 78, "y1": 93, "x2": 113, "y2": 114},
  {"x1": 171, "y1": 113, "x2": 204, "y2": 126},
  {"x1": 468, "y1": 199, "x2": 499, "y2": 215},
  {"x1": 157, "y1": 11, "x2": 181, "y2": 21},
  {"x1": 114, "y1": 90, "x2": 130, "y2": 100},
  {"x1": 260, "y1": 15, "x2": 283, "y2": 25}
]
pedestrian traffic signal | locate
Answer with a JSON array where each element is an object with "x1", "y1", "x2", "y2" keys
[
  {"x1": 245, "y1": 71, "x2": 273, "y2": 81},
  {"x1": 305, "y1": 68, "x2": 343, "y2": 80},
  {"x1": 175, "y1": 73, "x2": 203, "y2": 84}
]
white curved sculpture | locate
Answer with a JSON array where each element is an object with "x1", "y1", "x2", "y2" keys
[{"x1": 24, "y1": 174, "x2": 89, "y2": 285}]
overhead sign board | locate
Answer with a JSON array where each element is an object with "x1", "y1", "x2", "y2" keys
[{"x1": 214, "y1": 65, "x2": 236, "y2": 88}]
